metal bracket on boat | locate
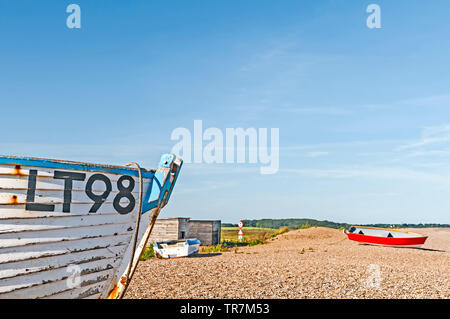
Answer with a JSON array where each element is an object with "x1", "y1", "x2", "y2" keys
[{"x1": 142, "y1": 154, "x2": 183, "y2": 213}]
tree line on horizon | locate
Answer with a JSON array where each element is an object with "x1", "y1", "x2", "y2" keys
[{"x1": 222, "y1": 218, "x2": 450, "y2": 229}]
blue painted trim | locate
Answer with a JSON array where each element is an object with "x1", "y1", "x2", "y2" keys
[
  {"x1": 0, "y1": 156, "x2": 155, "y2": 179},
  {"x1": 142, "y1": 154, "x2": 183, "y2": 214},
  {"x1": 184, "y1": 239, "x2": 201, "y2": 245}
]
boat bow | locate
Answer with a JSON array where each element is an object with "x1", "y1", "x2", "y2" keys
[{"x1": 0, "y1": 153, "x2": 183, "y2": 299}]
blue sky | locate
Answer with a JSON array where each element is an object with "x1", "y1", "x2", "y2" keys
[{"x1": 1, "y1": 1, "x2": 450, "y2": 224}]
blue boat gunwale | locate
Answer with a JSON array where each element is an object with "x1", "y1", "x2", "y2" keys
[{"x1": 0, "y1": 155, "x2": 156, "y2": 179}]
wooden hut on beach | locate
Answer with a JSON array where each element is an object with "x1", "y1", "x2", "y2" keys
[
  {"x1": 148, "y1": 217, "x2": 190, "y2": 243},
  {"x1": 147, "y1": 218, "x2": 221, "y2": 246},
  {"x1": 188, "y1": 220, "x2": 221, "y2": 246}
]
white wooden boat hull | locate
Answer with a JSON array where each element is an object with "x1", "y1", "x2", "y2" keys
[
  {"x1": 0, "y1": 154, "x2": 182, "y2": 299},
  {"x1": 153, "y1": 239, "x2": 200, "y2": 259}
]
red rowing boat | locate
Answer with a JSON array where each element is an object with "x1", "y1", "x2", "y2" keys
[{"x1": 344, "y1": 226, "x2": 427, "y2": 248}]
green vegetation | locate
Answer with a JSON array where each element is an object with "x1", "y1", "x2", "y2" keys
[
  {"x1": 299, "y1": 222, "x2": 312, "y2": 229},
  {"x1": 247, "y1": 238, "x2": 265, "y2": 246},
  {"x1": 223, "y1": 219, "x2": 348, "y2": 229},
  {"x1": 223, "y1": 219, "x2": 450, "y2": 229},
  {"x1": 217, "y1": 225, "x2": 299, "y2": 249},
  {"x1": 200, "y1": 243, "x2": 231, "y2": 253},
  {"x1": 221, "y1": 226, "x2": 276, "y2": 242},
  {"x1": 277, "y1": 226, "x2": 290, "y2": 234},
  {"x1": 139, "y1": 245, "x2": 155, "y2": 260}
]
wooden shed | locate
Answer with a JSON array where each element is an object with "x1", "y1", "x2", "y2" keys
[
  {"x1": 188, "y1": 220, "x2": 221, "y2": 246},
  {"x1": 147, "y1": 217, "x2": 190, "y2": 244}
]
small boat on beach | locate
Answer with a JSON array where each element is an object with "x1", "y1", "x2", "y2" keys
[
  {"x1": 153, "y1": 238, "x2": 201, "y2": 258},
  {"x1": 0, "y1": 153, "x2": 182, "y2": 299},
  {"x1": 344, "y1": 226, "x2": 428, "y2": 248}
]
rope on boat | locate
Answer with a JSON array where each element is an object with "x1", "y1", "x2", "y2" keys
[{"x1": 119, "y1": 162, "x2": 144, "y2": 299}]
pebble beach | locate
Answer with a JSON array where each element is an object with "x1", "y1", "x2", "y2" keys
[{"x1": 125, "y1": 227, "x2": 449, "y2": 299}]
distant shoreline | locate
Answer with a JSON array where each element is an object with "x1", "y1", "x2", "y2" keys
[{"x1": 222, "y1": 218, "x2": 450, "y2": 229}]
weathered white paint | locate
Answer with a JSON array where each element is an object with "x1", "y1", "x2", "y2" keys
[{"x1": 0, "y1": 155, "x2": 182, "y2": 299}]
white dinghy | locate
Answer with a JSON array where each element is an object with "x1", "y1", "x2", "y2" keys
[{"x1": 153, "y1": 239, "x2": 201, "y2": 258}]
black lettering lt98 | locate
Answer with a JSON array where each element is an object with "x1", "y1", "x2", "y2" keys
[{"x1": 25, "y1": 170, "x2": 136, "y2": 214}]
